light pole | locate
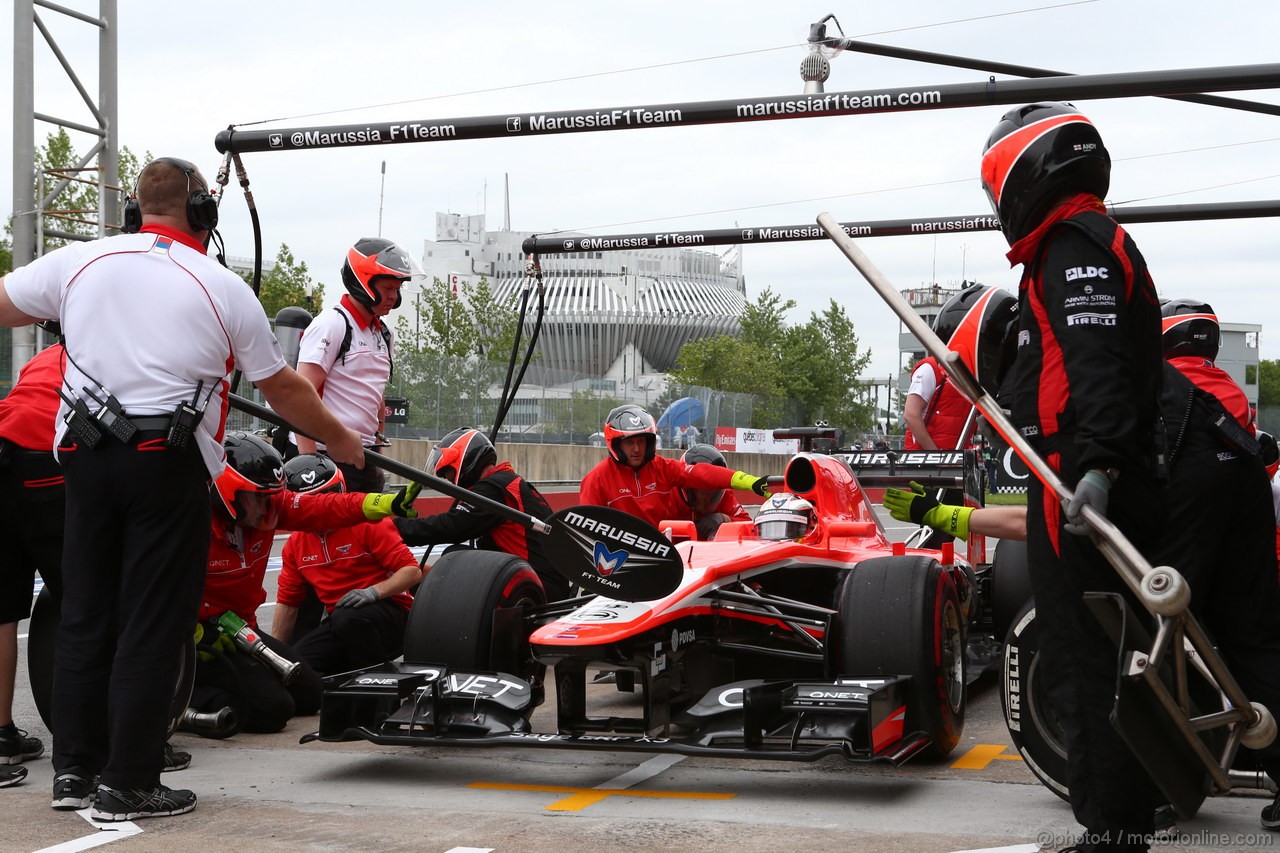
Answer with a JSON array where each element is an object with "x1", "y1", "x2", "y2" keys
[{"x1": 377, "y1": 160, "x2": 386, "y2": 237}]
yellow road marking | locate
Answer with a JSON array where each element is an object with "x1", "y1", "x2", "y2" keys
[
  {"x1": 468, "y1": 782, "x2": 736, "y2": 812},
  {"x1": 950, "y1": 743, "x2": 1023, "y2": 770}
]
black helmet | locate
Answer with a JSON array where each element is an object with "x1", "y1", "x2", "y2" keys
[
  {"x1": 680, "y1": 443, "x2": 727, "y2": 506},
  {"x1": 935, "y1": 284, "x2": 1020, "y2": 395},
  {"x1": 283, "y1": 453, "x2": 346, "y2": 495},
  {"x1": 213, "y1": 432, "x2": 285, "y2": 525},
  {"x1": 980, "y1": 102, "x2": 1110, "y2": 244},
  {"x1": 1160, "y1": 298, "x2": 1220, "y2": 360},
  {"x1": 340, "y1": 237, "x2": 423, "y2": 309},
  {"x1": 602, "y1": 405, "x2": 657, "y2": 465},
  {"x1": 427, "y1": 427, "x2": 497, "y2": 489}
]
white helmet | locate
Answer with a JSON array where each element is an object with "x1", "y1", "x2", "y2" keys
[{"x1": 753, "y1": 493, "x2": 815, "y2": 541}]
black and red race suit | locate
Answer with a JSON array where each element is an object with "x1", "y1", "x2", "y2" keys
[
  {"x1": 1010, "y1": 194, "x2": 1166, "y2": 849},
  {"x1": 393, "y1": 462, "x2": 564, "y2": 599},
  {"x1": 1160, "y1": 359, "x2": 1280, "y2": 787}
]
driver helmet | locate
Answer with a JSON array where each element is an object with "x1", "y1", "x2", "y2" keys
[
  {"x1": 1259, "y1": 430, "x2": 1279, "y2": 480},
  {"x1": 934, "y1": 284, "x2": 1019, "y2": 396},
  {"x1": 680, "y1": 443, "x2": 727, "y2": 507},
  {"x1": 283, "y1": 453, "x2": 346, "y2": 495},
  {"x1": 980, "y1": 102, "x2": 1110, "y2": 245},
  {"x1": 212, "y1": 432, "x2": 285, "y2": 528},
  {"x1": 753, "y1": 493, "x2": 816, "y2": 541},
  {"x1": 1160, "y1": 298, "x2": 1220, "y2": 361},
  {"x1": 427, "y1": 427, "x2": 497, "y2": 489},
  {"x1": 341, "y1": 237, "x2": 424, "y2": 309},
  {"x1": 603, "y1": 404, "x2": 658, "y2": 465}
]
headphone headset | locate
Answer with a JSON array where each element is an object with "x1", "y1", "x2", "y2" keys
[{"x1": 122, "y1": 157, "x2": 219, "y2": 234}]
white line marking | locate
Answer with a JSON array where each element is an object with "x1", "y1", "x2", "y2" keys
[
  {"x1": 444, "y1": 848, "x2": 495, "y2": 853},
  {"x1": 949, "y1": 845, "x2": 1040, "y2": 853},
  {"x1": 595, "y1": 753, "x2": 685, "y2": 789},
  {"x1": 33, "y1": 809, "x2": 142, "y2": 853}
]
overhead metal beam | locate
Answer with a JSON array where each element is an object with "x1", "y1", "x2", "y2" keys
[
  {"x1": 215, "y1": 62, "x2": 1280, "y2": 155},
  {"x1": 519, "y1": 200, "x2": 1280, "y2": 255},
  {"x1": 828, "y1": 38, "x2": 1280, "y2": 117}
]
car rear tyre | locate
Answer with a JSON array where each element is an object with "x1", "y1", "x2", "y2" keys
[
  {"x1": 402, "y1": 549, "x2": 546, "y2": 686},
  {"x1": 836, "y1": 555, "x2": 966, "y2": 756},
  {"x1": 1000, "y1": 600, "x2": 1070, "y2": 801},
  {"x1": 990, "y1": 539, "x2": 1033, "y2": 640}
]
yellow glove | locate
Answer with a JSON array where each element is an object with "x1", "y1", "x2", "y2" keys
[
  {"x1": 729, "y1": 471, "x2": 771, "y2": 496},
  {"x1": 363, "y1": 481, "x2": 422, "y2": 521}
]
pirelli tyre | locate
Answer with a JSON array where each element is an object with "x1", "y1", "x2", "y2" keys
[
  {"x1": 1001, "y1": 599, "x2": 1069, "y2": 800},
  {"x1": 835, "y1": 555, "x2": 967, "y2": 756},
  {"x1": 28, "y1": 586, "x2": 196, "y2": 737},
  {"x1": 402, "y1": 549, "x2": 546, "y2": 689},
  {"x1": 990, "y1": 538, "x2": 1033, "y2": 640}
]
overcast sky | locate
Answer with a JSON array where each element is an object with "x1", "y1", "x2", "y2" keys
[{"x1": 4, "y1": 0, "x2": 1278, "y2": 380}]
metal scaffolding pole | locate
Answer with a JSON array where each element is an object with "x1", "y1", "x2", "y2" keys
[{"x1": 8, "y1": 0, "x2": 118, "y2": 378}]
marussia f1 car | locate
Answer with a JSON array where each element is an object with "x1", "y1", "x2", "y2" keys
[{"x1": 305, "y1": 438, "x2": 1025, "y2": 768}]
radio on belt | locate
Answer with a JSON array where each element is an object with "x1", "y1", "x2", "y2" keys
[
  {"x1": 165, "y1": 380, "x2": 205, "y2": 450},
  {"x1": 57, "y1": 388, "x2": 104, "y2": 449},
  {"x1": 82, "y1": 386, "x2": 137, "y2": 444}
]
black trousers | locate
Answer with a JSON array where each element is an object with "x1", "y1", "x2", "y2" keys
[
  {"x1": 1027, "y1": 460, "x2": 1164, "y2": 852},
  {"x1": 191, "y1": 629, "x2": 321, "y2": 733},
  {"x1": 328, "y1": 448, "x2": 384, "y2": 493},
  {"x1": 52, "y1": 433, "x2": 210, "y2": 791},
  {"x1": 291, "y1": 600, "x2": 406, "y2": 676},
  {"x1": 1159, "y1": 447, "x2": 1280, "y2": 783},
  {"x1": 0, "y1": 443, "x2": 65, "y2": 622}
]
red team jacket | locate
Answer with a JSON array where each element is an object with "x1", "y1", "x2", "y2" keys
[
  {"x1": 580, "y1": 454, "x2": 739, "y2": 529},
  {"x1": 201, "y1": 490, "x2": 372, "y2": 627},
  {"x1": 278, "y1": 519, "x2": 416, "y2": 613}
]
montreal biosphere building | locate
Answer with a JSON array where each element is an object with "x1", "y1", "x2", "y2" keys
[{"x1": 407, "y1": 213, "x2": 748, "y2": 385}]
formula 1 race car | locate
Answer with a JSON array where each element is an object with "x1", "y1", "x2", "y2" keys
[{"x1": 305, "y1": 441, "x2": 1020, "y2": 767}]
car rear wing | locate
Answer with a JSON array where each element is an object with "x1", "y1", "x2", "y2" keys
[{"x1": 833, "y1": 449, "x2": 984, "y2": 506}]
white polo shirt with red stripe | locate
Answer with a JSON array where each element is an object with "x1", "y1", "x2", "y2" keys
[
  {"x1": 295, "y1": 295, "x2": 392, "y2": 447},
  {"x1": 4, "y1": 225, "x2": 286, "y2": 476}
]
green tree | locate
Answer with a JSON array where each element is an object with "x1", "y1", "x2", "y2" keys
[
  {"x1": 781, "y1": 301, "x2": 874, "y2": 431},
  {"x1": 1259, "y1": 359, "x2": 1280, "y2": 407},
  {"x1": 393, "y1": 276, "x2": 521, "y2": 434},
  {"x1": 0, "y1": 236, "x2": 11, "y2": 275},
  {"x1": 29, "y1": 129, "x2": 145, "y2": 250},
  {"x1": 242, "y1": 243, "x2": 326, "y2": 319},
  {"x1": 669, "y1": 290, "x2": 875, "y2": 434}
]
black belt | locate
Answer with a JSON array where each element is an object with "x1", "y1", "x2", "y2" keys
[{"x1": 130, "y1": 416, "x2": 173, "y2": 432}]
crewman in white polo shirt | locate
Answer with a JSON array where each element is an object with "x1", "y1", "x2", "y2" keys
[
  {"x1": 295, "y1": 237, "x2": 422, "y2": 492},
  {"x1": 0, "y1": 156, "x2": 363, "y2": 822}
]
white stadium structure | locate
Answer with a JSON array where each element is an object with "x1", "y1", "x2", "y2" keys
[{"x1": 400, "y1": 213, "x2": 747, "y2": 385}]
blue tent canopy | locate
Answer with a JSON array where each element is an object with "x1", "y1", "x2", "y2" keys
[{"x1": 657, "y1": 397, "x2": 704, "y2": 430}]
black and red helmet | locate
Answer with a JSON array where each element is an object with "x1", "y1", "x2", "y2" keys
[
  {"x1": 603, "y1": 405, "x2": 658, "y2": 465},
  {"x1": 935, "y1": 284, "x2": 1019, "y2": 396},
  {"x1": 213, "y1": 432, "x2": 285, "y2": 525},
  {"x1": 1160, "y1": 298, "x2": 1220, "y2": 361},
  {"x1": 427, "y1": 427, "x2": 497, "y2": 489},
  {"x1": 283, "y1": 453, "x2": 346, "y2": 495},
  {"x1": 340, "y1": 237, "x2": 423, "y2": 309},
  {"x1": 980, "y1": 102, "x2": 1110, "y2": 244},
  {"x1": 680, "y1": 443, "x2": 727, "y2": 506}
]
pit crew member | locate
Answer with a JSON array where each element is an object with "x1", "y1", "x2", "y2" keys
[
  {"x1": 392, "y1": 428, "x2": 570, "y2": 600},
  {"x1": 191, "y1": 433, "x2": 418, "y2": 734},
  {"x1": 295, "y1": 237, "x2": 423, "y2": 492},
  {"x1": 272, "y1": 455, "x2": 420, "y2": 675},
  {"x1": 580, "y1": 405, "x2": 770, "y2": 530}
]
